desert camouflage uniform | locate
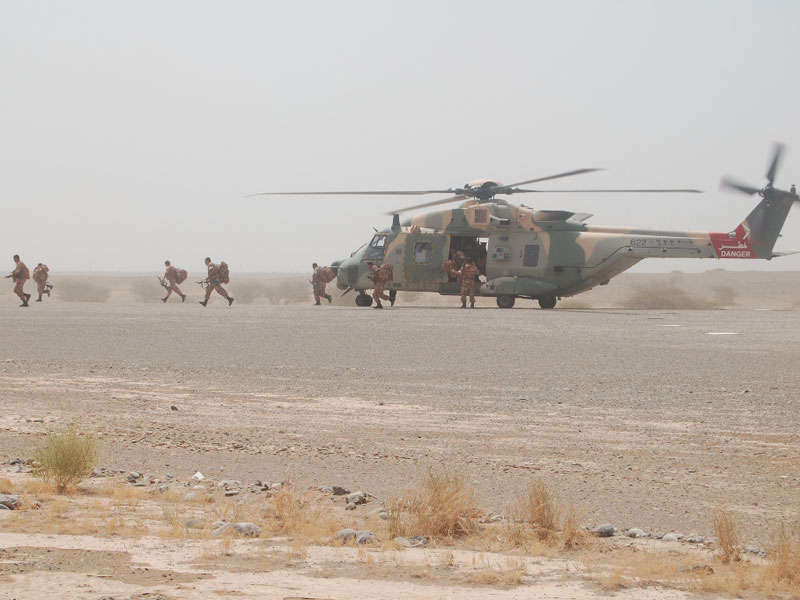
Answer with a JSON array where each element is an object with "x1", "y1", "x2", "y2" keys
[
  {"x1": 204, "y1": 262, "x2": 230, "y2": 302},
  {"x1": 369, "y1": 263, "x2": 391, "y2": 306},
  {"x1": 458, "y1": 262, "x2": 480, "y2": 305},
  {"x1": 443, "y1": 258, "x2": 459, "y2": 281},
  {"x1": 312, "y1": 266, "x2": 332, "y2": 304},
  {"x1": 32, "y1": 264, "x2": 49, "y2": 299},
  {"x1": 163, "y1": 265, "x2": 184, "y2": 300},
  {"x1": 11, "y1": 261, "x2": 30, "y2": 303}
]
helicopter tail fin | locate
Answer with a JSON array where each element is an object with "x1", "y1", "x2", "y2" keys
[{"x1": 709, "y1": 195, "x2": 794, "y2": 259}]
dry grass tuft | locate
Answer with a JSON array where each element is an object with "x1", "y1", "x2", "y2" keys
[
  {"x1": 513, "y1": 478, "x2": 560, "y2": 537},
  {"x1": 0, "y1": 477, "x2": 13, "y2": 494},
  {"x1": 712, "y1": 507, "x2": 741, "y2": 564},
  {"x1": 502, "y1": 479, "x2": 586, "y2": 551},
  {"x1": 387, "y1": 469, "x2": 480, "y2": 540},
  {"x1": 264, "y1": 483, "x2": 339, "y2": 540},
  {"x1": 761, "y1": 522, "x2": 800, "y2": 590},
  {"x1": 31, "y1": 426, "x2": 98, "y2": 493}
]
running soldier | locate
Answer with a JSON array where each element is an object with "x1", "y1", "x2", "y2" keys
[
  {"x1": 311, "y1": 263, "x2": 332, "y2": 305},
  {"x1": 458, "y1": 257, "x2": 480, "y2": 308},
  {"x1": 162, "y1": 260, "x2": 187, "y2": 303},
  {"x1": 368, "y1": 262, "x2": 393, "y2": 309},
  {"x1": 199, "y1": 257, "x2": 234, "y2": 307},
  {"x1": 32, "y1": 263, "x2": 51, "y2": 302},
  {"x1": 6, "y1": 255, "x2": 31, "y2": 307}
]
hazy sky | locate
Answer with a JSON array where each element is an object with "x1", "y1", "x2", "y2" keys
[{"x1": 2, "y1": 0, "x2": 799, "y2": 274}]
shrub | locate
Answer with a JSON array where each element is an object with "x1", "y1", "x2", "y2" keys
[
  {"x1": 32, "y1": 426, "x2": 98, "y2": 492},
  {"x1": 388, "y1": 469, "x2": 480, "y2": 539},
  {"x1": 763, "y1": 522, "x2": 800, "y2": 587},
  {"x1": 712, "y1": 507, "x2": 741, "y2": 564},
  {"x1": 513, "y1": 478, "x2": 561, "y2": 535}
]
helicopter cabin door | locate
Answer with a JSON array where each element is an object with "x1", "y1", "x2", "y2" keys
[{"x1": 403, "y1": 233, "x2": 450, "y2": 286}]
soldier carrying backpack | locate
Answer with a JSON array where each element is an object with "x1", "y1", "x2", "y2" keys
[
  {"x1": 161, "y1": 260, "x2": 188, "y2": 303},
  {"x1": 199, "y1": 257, "x2": 234, "y2": 307}
]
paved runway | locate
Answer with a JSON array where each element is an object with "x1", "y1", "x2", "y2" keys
[{"x1": 2, "y1": 302, "x2": 798, "y2": 544}]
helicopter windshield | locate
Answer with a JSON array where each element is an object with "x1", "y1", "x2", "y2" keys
[{"x1": 363, "y1": 234, "x2": 387, "y2": 261}]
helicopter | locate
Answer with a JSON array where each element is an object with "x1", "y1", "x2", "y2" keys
[{"x1": 254, "y1": 144, "x2": 799, "y2": 309}]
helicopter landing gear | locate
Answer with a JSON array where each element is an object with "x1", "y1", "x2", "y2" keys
[
  {"x1": 355, "y1": 292, "x2": 373, "y2": 307},
  {"x1": 496, "y1": 294, "x2": 516, "y2": 309},
  {"x1": 538, "y1": 295, "x2": 557, "y2": 309}
]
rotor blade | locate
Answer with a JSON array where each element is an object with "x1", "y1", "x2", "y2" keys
[
  {"x1": 720, "y1": 177, "x2": 760, "y2": 196},
  {"x1": 766, "y1": 142, "x2": 785, "y2": 186},
  {"x1": 506, "y1": 168, "x2": 603, "y2": 188},
  {"x1": 386, "y1": 194, "x2": 468, "y2": 214},
  {"x1": 509, "y1": 188, "x2": 703, "y2": 194},
  {"x1": 247, "y1": 189, "x2": 455, "y2": 198}
]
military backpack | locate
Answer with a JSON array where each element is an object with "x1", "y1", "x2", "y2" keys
[{"x1": 218, "y1": 261, "x2": 230, "y2": 284}]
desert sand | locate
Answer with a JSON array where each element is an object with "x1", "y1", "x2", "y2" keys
[{"x1": 0, "y1": 270, "x2": 798, "y2": 599}]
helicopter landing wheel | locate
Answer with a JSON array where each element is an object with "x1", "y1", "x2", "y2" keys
[
  {"x1": 538, "y1": 295, "x2": 557, "y2": 309},
  {"x1": 355, "y1": 292, "x2": 373, "y2": 307},
  {"x1": 496, "y1": 295, "x2": 516, "y2": 309}
]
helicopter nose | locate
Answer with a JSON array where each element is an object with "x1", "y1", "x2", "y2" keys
[{"x1": 334, "y1": 257, "x2": 361, "y2": 290}]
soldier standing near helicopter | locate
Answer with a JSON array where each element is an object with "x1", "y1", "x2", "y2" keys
[
  {"x1": 6, "y1": 255, "x2": 31, "y2": 307},
  {"x1": 162, "y1": 260, "x2": 187, "y2": 303},
  {"x1": 199, "y1": 257, "x2": 234, "y2": 307},
  {"x1": 32, "y1": 263, "x2": 51, "y2": 302},
  {"x1": 458, "y1": 257, "x2": 480, "y2": 308},
  {"x1": 443, "y1": 250, "x2": 459, "y2": 282},
  {"x1": 311, "y1": 263, "x2": 332, "y2": 305}
]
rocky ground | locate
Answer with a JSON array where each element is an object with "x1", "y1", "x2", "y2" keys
[{"x1": 0, "y1": 273, "x2": 798, "y2": 598}]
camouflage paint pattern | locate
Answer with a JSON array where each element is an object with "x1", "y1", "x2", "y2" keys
[{"x1": 334, "y1": 192, "x2": 796, "y2": 304}]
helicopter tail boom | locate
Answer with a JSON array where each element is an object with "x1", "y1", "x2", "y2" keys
[{"x1": 709, "y1": 194, "x2": 794, "y2": 260}]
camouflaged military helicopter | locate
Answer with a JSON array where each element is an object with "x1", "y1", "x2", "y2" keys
[{"x1": 255, "y1": 145, "x2": 798, "y2": 308}]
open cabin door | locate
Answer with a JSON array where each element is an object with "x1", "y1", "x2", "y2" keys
[{"x1": 403, "y1": 233, "x2": 450, "y2": 283}]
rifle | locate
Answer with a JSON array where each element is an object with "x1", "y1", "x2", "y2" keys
[
  {"x1": 196, "y1": 278, "x2": 211, "y2": 289},
  {"x1": 157, "y1": 276, "x2": 170, "y2": 290}
]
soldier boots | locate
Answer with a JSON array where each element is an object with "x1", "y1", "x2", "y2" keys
[
  {"x1": 227, "y1": 296, "x2": 235, "y2": 306},
  {"x1": 161, "y1": 297, "x2": 168, "y2": 303},
  {"x1": 199, "y1": 300, "x2": 207, "y2": 307},
  {"x1": 181, "y1": 294, "x2": 186, "y2": 302},
  {"x1": 470, "y1": 301, "x2": 475, "y2": 308},
  {"x1": 314, "y1": 301, "x2": 321, "y2": 305},
  {"x1": 325, "y1": 294, "x2": 332, "y2": 303},
  {"x1": 374, "y1": 303, "x2": 383, "y2": 309}
]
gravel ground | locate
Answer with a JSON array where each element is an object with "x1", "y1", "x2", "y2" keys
[{"x1": 1, "y1": 301, "x2": 798, "y2": 546}]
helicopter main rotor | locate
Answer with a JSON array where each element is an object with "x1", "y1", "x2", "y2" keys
[{"x1": 250, "y1": 167, "x2": 702, "y2": 214}]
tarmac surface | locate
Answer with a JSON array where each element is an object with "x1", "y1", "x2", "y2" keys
[{"x1": 1, "y1": 301, "x2": 799, "y2": 545}]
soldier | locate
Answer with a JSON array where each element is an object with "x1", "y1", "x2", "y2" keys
[
  {"x1": 367, "y1": 262, "x2": 392, "y2": 309},
  {"x1": 32, "y1": 263, "x2": 51, "y2": 302},
  {"x1": 6, "y1": 255, "x2": 31, "y2": 307},
  {"x1": 199, "y1": 257, "x2": 234, "y2": 307},
  {"x1": 443, "y1": 250, "x2": 459, "y2": 282},
  {"x1": 162, "y1": 260, "x2": 187, "y2": 303},
  {"x1": 458, "y1": 257, "x2": 480, "y2": 308},
  {"x1": 311, "y1": 262, "x2": 332, "y2": 305}
]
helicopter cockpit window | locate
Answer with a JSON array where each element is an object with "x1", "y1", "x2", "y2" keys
[
  {"x1": 363, "y1": 234, "x2": 387, "y2": 261},
  {"x1": 413, "y1": 241, "x2": 433, "y2": 263}
]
